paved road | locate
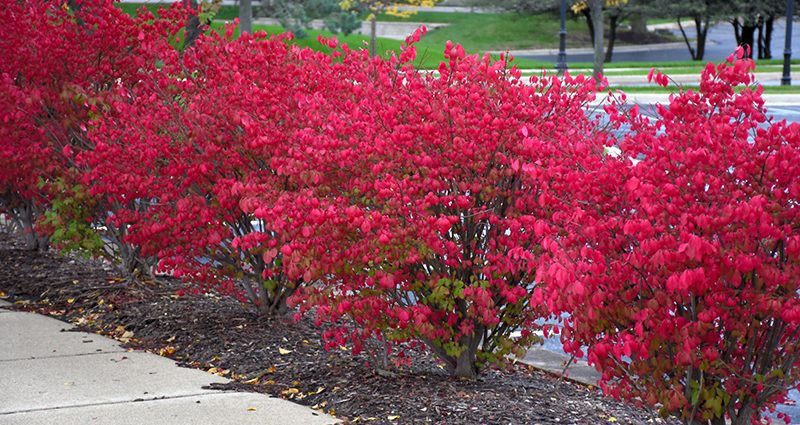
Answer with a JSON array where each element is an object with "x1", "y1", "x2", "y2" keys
[
  {"x1": 518, "y1": 18, "x2": 800, "y2": 64},
  {"x1": 767, "y1": 104, "x2": 800, "y2": 122}
]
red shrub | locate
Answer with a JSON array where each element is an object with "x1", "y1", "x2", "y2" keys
[
  {"x1": 0, "y1": 0, "x2": 182, "y2": 264},
  {"x1": 542, "y1": 49, "x2": 800, "y2": 424},
  {"x1": 246, "y1": 33, "x2": 614, "y2": 378}
]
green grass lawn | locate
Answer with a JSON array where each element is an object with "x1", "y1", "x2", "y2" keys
[
  {"x1": 116, "y1": 3, "x2": 800, "y2": 71},
  {"x1": 375, "y1": 11, "x2": 589, "y2": 52},
  {"x1": 119, "y1": 4, "x2": 587, "y2": 51},
  {"x1": 115, "y1": 2, "x2": 240, "y2": 20}
]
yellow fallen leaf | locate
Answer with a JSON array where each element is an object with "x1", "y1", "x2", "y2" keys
[
  {"x1": 0, "y1": 291, "x2": 8, "y2": 298},
  {"x1": 165, "y1": 335, "x2": 176, "y2": 343},
  {"x1": 280, "y1": 388, "x2": 300, "y2": 398},
  {"x1": 206, "y1": 368, "x2": 229, "y2": 376},
  {"x1": 263, "y1": 379, "x2": 275, "y2": 385},
  {"x1": 608, "y1": 417, "x2": 617, "y2": 423},
  {"x1": 388, "y1": 415, "x2": 400, "y2": 421},
  {"x1": 67, "y1": 298, "x2": 75, "y2": 304},
  {"x1": 158, "y1": 346, "x2": 176, "y2": 356},
  {"x1": 247, "y1": 407, "x2": 257, "y2": 411},
  {"x1": 243, "y1": 377, "x2": 261, "y2": 385},
  {"x1": 278, "y1": 348, "x2": 292, "y2": 355},
  {"x1": 119, "y1": 331, "x2": 134, "y2": 343}
]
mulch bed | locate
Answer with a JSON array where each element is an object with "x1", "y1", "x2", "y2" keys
[{"x1": 0, "y1": 231, "x2": 677, "y2": 424}]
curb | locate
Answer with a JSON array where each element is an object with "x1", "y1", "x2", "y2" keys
[
  {"x1": 492, "y1": 42, "x2": 688, "y2": 57},
  {"x1": 516, "y1": 347, "x2": 600, "y2": 388}
]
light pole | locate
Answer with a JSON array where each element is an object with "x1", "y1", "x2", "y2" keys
[
  {"x1": 556, "y1": 0, "x2": 568, "y2": 75},
  {"x1": 782, "y1": 0, "x2": 794, "y2": 86}
]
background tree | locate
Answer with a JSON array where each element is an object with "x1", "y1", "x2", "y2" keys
[
  {"x1": 639, "y1": 0, "x2": 725, "y2": 61},
  {"x1": 261, "y1": 0, "x2": 361, "y2": 39},
  {"x1": 338, "y1": 0, "x2": 439, "y2": 56},
  {"x1": 571, "y1": 0, "x2": 629, "y2": 63},
  {"x1": 588, "y1": 0, "x2": 604, "y2": 77},
  {"x1": 487, "y1": 0, "x2": 634, "y2": 64},
  {"x1": 728, "y1": 0, "x2": 795, "y2": 60}
]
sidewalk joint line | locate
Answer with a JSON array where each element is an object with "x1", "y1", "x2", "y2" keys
[
  {"x1": 0, "y1": 391, "x2": 234, "y2": 416},
  {"x1": 0, "y1": 349, "x2": 129, "y2": 363}
]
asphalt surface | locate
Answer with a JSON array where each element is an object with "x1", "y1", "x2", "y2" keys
[
  {"x1": 767, "y1": 104, "x2": 800, "y2": 122},
  {"x1": 518, "y1": 18, "x2": 800, "y2": 64}
]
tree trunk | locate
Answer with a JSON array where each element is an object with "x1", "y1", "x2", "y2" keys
[
  {"x1": 184, "y1": 0, "x2": 201, "y2": 50},
  {"x1": 16, "y1": 203, "x2": 48, "y2": 252},
  {"x1": 590, "y1": 0, "x2": 604, "y2": 79},
  {"x1": 240, "y1": 276, "x2": 296, "y2": 318},
  {"x1": 758, "y1": 17, "x2": 765, "y2": 59},
  {"x1": 764, "y1": 16, "x2": 774, "y2": 59},
  {"x1": 630, "y1": 13, "x2": 647, "y2": 34},
  {"x1": 732, "y1": 19, "x2": 742, "y2": 45},
  {"x1": 605, "y1": 14, "x2": 619, "y2": 63},
  {"x1": 740, "y1": 23, "x2": 757, "y2": 58},
  {"x1": 369, "y1": 16, "x2": 377, "y2": 57},
  {"x1": 452, "y1": 335, "x2": 479, "y2": 379},
  {"x1": 730, "y1": 404, "x2": 755, "y2": 425},
  {"x1": 240, "y1": 0, "x2": 253, "y2": 35},
  {"x1": 582, "y1": 9, "x2": 595, "y2": 47},
  {"x1": 695, "y1": 16, "x2": 709, "y2": 61},
  {"x1": 678, "y1": 17, "x2": 697, "y2": 59},
  {"x1": 120, "y1": 246, "x2": 154, "y2": 279}
]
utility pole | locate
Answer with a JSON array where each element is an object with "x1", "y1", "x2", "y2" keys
[
  {"x1": 782, "y1": 0, "x2": 794, "y2": 86},
  {"x1": 556, "y1": 0, "x2": 568, "y2": 75}
]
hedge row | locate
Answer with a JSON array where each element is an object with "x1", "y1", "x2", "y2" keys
[{"x1": 1, "y1": 2, "x2": 799, "y2": 424}]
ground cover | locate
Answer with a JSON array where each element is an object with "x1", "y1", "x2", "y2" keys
[{"x1": 0, "y1": 232, "x2": 677, "y2": 425}]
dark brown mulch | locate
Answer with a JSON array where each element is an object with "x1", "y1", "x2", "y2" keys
[{"x1": 0, "y1": 231, "x2": 676, "y2": 425}]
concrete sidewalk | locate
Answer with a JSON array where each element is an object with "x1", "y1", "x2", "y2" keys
[{"x1": 0, "y1": 299, "x2": 337, "y2": 425}]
